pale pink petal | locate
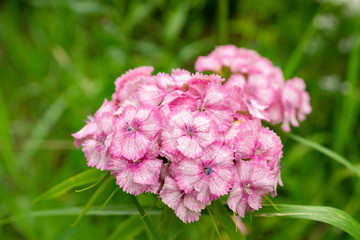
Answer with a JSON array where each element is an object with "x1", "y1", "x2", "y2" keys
[
  {"x1": 160, "y1": 177, "x2": 182, "y2": 209},
  {"x1": 176, "y1": 160, "x2": 202, "y2": 193},
  {"x1": 174, "y1": 204, "x2": 201, "y2": 223},
  {"x1": 133, "y1": 159, "x2": 162, "y2": 185},
  {"x1": 137, "y1": 84, "x2": 165, "y2": 107},
  {"x1": 72, "y1": 121, "x2": 97, "y2": 148},
  {"x1": 183, "y1": 194, "x2": 209, "y2": 212},
  {"x1": 177, "y1": 135, "x2": 203, "y2": 158}
]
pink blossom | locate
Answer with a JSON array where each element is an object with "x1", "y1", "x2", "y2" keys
[
  {"x1": 281, "y1": 77, "x2": 312, "y2": 132},
  {"x1": 110, "y1": 105, "x2": 162, "y2": 160},
  {"x1": 112, "y1": 66, "x2": 154, "y2": 104},
  {"x1": 110, "y1": 142, "x2": 163, "y2": 195},
  {"x1": 160, "y1": 176, "x2": 209, "y2": 223},
  {"x1": 228, "y1": 86, "x2": 269, "y2": 120},
  {"x1": 176, "y1": 143, "x2": 234, "y2": 202},
  {"x1": 194, "y1": 45, "x2": 240, "y2": 73},
  {"x1": 188, "y1": 81, "x2": 234, "y2": 131},
  {"x1": 82, "y1": 112, "x2": 114, "y2": 171},
  {"x1": 227, "y1": 160, "x2": 275, "y2": 217},
  {"x1": 233, "y1": 119, "x2": 283, "y2": 162},
  {"x1": 161, "y1": 109, "x2": 217, "y2": 158},
  {"x1": 72, "y1": 99, "x2": 117, "y2": 148}
]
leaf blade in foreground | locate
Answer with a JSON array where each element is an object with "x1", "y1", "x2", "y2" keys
[{"x1": 253, "y1": 204, "x2": 360, "y2": 239}]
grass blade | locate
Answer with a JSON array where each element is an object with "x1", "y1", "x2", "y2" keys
[
  {"x1": 333, "y1": 14, "x2": 360, "y2": 153},
  {"x1": 283, "y1": 7, "x2": 320, "y2": 79},
  {"x1": 130, "y1": 195, "x2": 162, "y2": 240},
  {"x1": 253, "y1": 204, "x2": 360, "y2": 239},
  {"x1": 34, "y1": 169, "x2": 107, "y2": 203},
  {"x1": 288, "y1": 133, "x2": 360, "y2": 178},
  {"x1": 217, "y1": 0, "x2": 229, "y2": 45},
  {"x1": 0, "y1": 205, "x2": 162, "y2": 226},
  {"x1": 71, "y1": 175, "x2": 113, "y2": 226}
]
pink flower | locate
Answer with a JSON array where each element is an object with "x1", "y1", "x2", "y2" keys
[
  {"x1": 72, "y1": 99, "x2": 117, "y2": 148},
  {"x1": 194, "y1": 45, "x2": 241, "y2": 74},
  {"x1": 228, "y1": 86, "x2": 269, "y2": 120},
  {"x1": 110, "y1": 141, "x2": 163, "y2": 195},
  {"x1": 281, "y1": 77, "x2": 312, "y2": 132},
  {"x1": 160, "y1": 176, "x2": 209, "y2": 223},
  {"x1": 233, "y1": 119, "x2": 283, "y2": 162},
  {"x1": 112, "y1": 66, "x2": 154, "y2": 104},
  {"x1": 110, "y1": 105, "x2": 161, "y2": 160},
  {"x1": 227, "y1": 160, "x2": 275, "y2": 217},
  {"x1": 188, "y1": 81, "x2": 234, "y2": 131},
  {"x1": 161, "y1": 109, "x2": 217, "y2": 158},
  {"x1": 82, "y1": 112, "x2": 114, "y2": 171},
  {"x1": 176, "y1": 143, "x2": 234, "y2": 202}
]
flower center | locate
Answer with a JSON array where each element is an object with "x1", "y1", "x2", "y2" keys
[
  {"x1": 186, "y1": 125, "x2": 195, "y2": 136},
  {"x1": 254, "y1": 145, "x2": 266, "y2": 155},
  {"x1": 196, "y1": 99, "x2": 206, "y2": 112},
  {"x1": 242, "y1": 182, "x2": 253, "y2": 195},
  {"x1": 204, "y1": 167, "x2": 213, "y2": 175},
  {"x1": 125, "y1": 120, "x2": 138, "y2": 132}
]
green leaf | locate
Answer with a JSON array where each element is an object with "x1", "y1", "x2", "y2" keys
[
  {"x1": 34, "y1": 169, "x2": 107, "y2": 203},
  {"x1": 71, "y1": 175, "x2": 113, "y2": 226},
  {"x1": 253, "y1": 204, "x2": 360, "y2": 239},
  {"x1": 287, "y1": 133, "x2": 360, "y2": 178}
]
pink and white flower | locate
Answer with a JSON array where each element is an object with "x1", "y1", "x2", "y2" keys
[
  {"x1": 110, "y1": 105, "x2": 162, "y2": 160},
  {"x1": 161, "y1": 109, "x2": 217, "y2": 158},
  {"x1": 160, "y1": 176, "x2": 209, "y2": 223},
  {"x1": 227, "y1": 160, "x2": 275, "y2": 217},
  {"x1": 176, "y1": 143, "x2": 234, "y2": 202}
]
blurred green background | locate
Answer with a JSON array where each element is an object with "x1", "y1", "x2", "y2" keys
[{"x1": 1, "y1": 0, "x2": 359, "y2": 239}]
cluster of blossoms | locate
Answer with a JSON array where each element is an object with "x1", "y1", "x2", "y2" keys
[
  {"x1": 72, "y1": 45, "x2": 311, "y2": 223},
  {"x1": 195, "y1": 45, "x2": 312, "y2": 131}
]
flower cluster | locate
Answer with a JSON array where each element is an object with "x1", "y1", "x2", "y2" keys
[
  {"x1": 72, "y1": 45, "x2": 311, "y2": 223},
  {"x1": 195, "y1": 45, "x2": 312, "y2": 131}
]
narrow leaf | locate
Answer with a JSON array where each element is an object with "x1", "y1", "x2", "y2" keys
[
  {"x1": 71, "y1": 175, "x2": 113, "y2": 226},
  {"x1": 288, "y1": 133, "x2": 360, "y2": 178},
  {"x1": 99, "y1": 187, "x2": 119, "y2": 211},
  {"x1": 253, "y1": 204, "x2": 360, "y2": 239},
  {"x1": 34, "y1": 169, "x2": 107, "y2": 203}
]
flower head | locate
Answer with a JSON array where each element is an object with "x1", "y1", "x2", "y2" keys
[
  {"x1": 227, "y1": 160, "x2": 275, "y2": 217},
  {"x1": 110, "y1": 105, "x2": 161, "y2": 160}
]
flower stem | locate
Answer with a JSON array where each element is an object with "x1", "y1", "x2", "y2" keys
[{"x1": 130, "y1": 195, "x2": 162, "y2": 240}]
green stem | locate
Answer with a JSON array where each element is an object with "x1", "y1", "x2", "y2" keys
[
  {"x1": 217, "y1": 0, "x2": 229, "y2": 45},
  {"x1": 130, "y1": 195, "x2": 162, "y2": 240}
]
